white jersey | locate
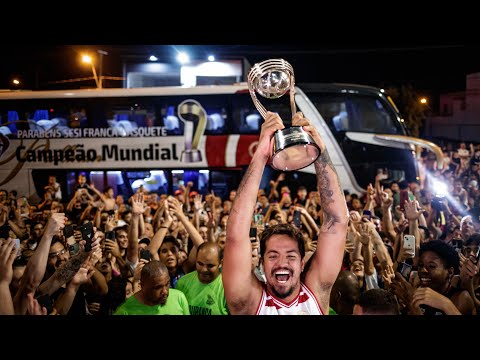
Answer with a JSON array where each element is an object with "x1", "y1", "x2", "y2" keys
[{"x1": 255, "y1": 282, "x2": 324, "y2": 315}]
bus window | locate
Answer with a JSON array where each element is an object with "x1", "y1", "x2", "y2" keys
[{"x1": 231, "y1": 93, "x2": 292, "y2": 134}]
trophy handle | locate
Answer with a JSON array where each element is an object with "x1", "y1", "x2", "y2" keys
[
  {"x1": 247, "y1": 69, "x2": 297, "y2": 121},
  {"x1": 247, "y1": 82, "x2": 268, "y2": 120},
  {"x1": 289, "y1": 76, "x2": 297, "y2": 119}
]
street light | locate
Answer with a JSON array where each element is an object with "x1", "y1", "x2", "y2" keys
[
  {"x1": 81, "y1": 54, "x2": 100, "y2": 89},
  {"x1": 97, "y1": 50, "x2": 108, "y2": 89}
]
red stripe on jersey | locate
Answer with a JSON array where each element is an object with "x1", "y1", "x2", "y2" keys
[{"x1": 265, "y1": 298, "x2": 281, "y2": 309}]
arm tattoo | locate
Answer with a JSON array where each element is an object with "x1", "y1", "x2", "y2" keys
[
  {"x1": 315, "y1": 150, "x2": 342, "y2": 231},
  {"x1": 230, "y1": 166, "x2": 255, "y2": 216},
  {"x1": 37, "y1": 251, "x2": 89, "y2": 296}
]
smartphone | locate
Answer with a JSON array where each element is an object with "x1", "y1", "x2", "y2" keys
[
  {"x1": 400, "y1": 190, "x2": 409, "y2": 211},
  {"x1": 105, "y1": 230, "x2": 115, "y2": 240},
  {"x1": 362, "y1": 210, "x2": 372, "y2": 221},
  {"x1": 249, "y1": 227, "x2": 257, "y2": 241},
  {"x1": 253, "y1": 214, "x2": 263, "y2": 226},
  {"x1": 139, "y1": 248, "x2": 152, "y2": 261},
  {"x1": 293, "y1": 210, "x2": 302, "y2": 227},
  {"x1": 80, "y1": 221, "x2": 94, "y2": 252},
  {"x1": 397, "y1": 261, "x2": 412, "y2": 281},
  {"x1": 13, "y1": 238, "x2": 21, "y2": 258},
  {"x1": 403, "y1": 234, "x2": 415, "y2": 256}
]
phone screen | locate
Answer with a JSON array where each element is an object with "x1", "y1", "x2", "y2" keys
[
  {"x1": 400, "y1": 190, "x2": 409, "y2": 211},
  {"x1": 249, "y1": 227, "x2": 257, "y2": 239},
  {"x1": 293, "y1": 211, "x2": 301, "y2": 227},
  {"x1": 397, "y1": 262, "x2": 412, "y2": 281},
  {"x1": 140, "y1": 249, "x2": 152, "y2": 261},
  {"x1": 80, "y1": 221, "x2": 94, "y2": 251}
]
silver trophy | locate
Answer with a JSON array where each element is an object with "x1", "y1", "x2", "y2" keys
[
  {"x1": 178, "y1": 99, "x2": 207, "y2": 162},
  {"x1": 248, "y1": 58, "x2": 320, "y2": 171}
]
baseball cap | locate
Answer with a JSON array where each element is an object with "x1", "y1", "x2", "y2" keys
[
  {"x1": 174, "y1": 189, "x2": 183, "y2": 196},
  {"x1": 469, "y1": 180, "x2": 478, "y2": 188},
  {"x1": 189, "y1": 191, "x2": 198, "y2": 197}
]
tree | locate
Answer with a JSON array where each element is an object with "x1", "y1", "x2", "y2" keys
[{"x1": 385, "y1": 84, "x2": 428, "y2": 138}]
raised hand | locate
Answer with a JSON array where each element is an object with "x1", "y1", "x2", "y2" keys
[
  {"x1": 70, "y1": 264, "x2": 95, "y2": 287},
  {"x1": 104, "y1": 239, "x2": 122, "y2": 258},
  {"x1": 258, "y1": 112, "x2": 285, "y2": 161},
  {"x1": 193, "y1": 194, "x2": 204, "y2": 211},
  {"x1": 131, "y1": 193, "x2": 148, "y2": 215},
  {"x1": 0, "y1": 238, "x2": 17, "y2": 285},
  {"x1": 404, "y1": 199, "x2": 421, "y2": 221},
  {"x1": 380, "y1": 189, "x2": 393, "y2": 208},
  {"x1": 44, "y1": 212, "x2": 67, "y2": 237},
  {"x1": 26, "y1": 293, "x2": 47, "y2": 315},
  {"x1": 291, "y1": 112, "x2": 325, "y2": 152}
]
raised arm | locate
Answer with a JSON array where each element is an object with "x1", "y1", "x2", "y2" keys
[
  {"x1": 13, "y1": 213, "x2": 66, "y2": 315},
  {"x1": 127, "y1": 193, "x2": 147, "y2": 265},
  {"x1": 0, "y1": 238, "x2": 17, "y2": 315},
  {"x1": 224, "y1": 111, "x2": 284, "y2": 314},
  {"x1": 298, "y1": 112, "x2": 349, "y2": 313}
]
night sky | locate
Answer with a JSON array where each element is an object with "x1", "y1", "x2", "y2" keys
[{"x1": 1, "y1": 38, "x2": 479, "y2": 111}]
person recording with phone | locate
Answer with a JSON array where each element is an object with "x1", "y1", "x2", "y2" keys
[
  {"x1": 391, "y1": 240, "x2": 475, "y2": 315},
  {"x1": 457, "y1": 233, "x2": 480, "y2": 313},
  {"x1": 224, "y1": 111, "x2": 349, "y2": 315}
]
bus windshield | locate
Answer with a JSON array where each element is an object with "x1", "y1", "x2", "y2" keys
[{"x1": 305, "y1": 91, "x2": 405, "y2": 135}]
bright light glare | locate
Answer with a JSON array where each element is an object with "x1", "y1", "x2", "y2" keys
[
  {"x1": 177, "y1": 52, "x2": 189, "y2": 64},
  {"x1": 82, "y1": 55, "x2": 93, "y2": 64},
  {"x1": 420, "y1": 98, "x2": 427, "y2": 104},
  {"x1": 208, "y1": 55, "x2": 215, "y2": 62},
  {"x1": 149, "y1": 55, "x2": 158, "y2": 61},
  {"x1": 12, "y1": 79, "x2": 20, "y2": 85},
  {"x1": 432, "y1": 180, "x2": 448, "y2": 198}
]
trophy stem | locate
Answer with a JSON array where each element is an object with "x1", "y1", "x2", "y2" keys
[{"x1": 289, "y1": 80, "x2": 296, "y2": 119}]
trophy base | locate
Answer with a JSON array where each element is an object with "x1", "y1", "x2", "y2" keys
[
  {"x1": 271, "y1": 126, "x2": 320, "y2": 171},
  {"x1": 181, "y1": 149, "x2": 202, "y2": 163}
]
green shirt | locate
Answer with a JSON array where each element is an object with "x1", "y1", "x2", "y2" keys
[
  {"x1": 114, "y1": 288, "x2": 190, "y2": 315},
  {"x1": 176, "y1": 271, "x2": 229, "y2": 315}
]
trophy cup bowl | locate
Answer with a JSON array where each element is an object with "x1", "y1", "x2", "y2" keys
[{"x1": 248, "y1": 59, "x2": 320, "y2": 171}]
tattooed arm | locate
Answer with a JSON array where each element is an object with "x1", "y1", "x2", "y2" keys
[{"x1": 295, "y1": 112, "x2": 349, "y2": 314}]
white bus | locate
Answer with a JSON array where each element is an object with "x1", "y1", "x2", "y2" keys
[{"x1": 0, "y1": 83, "x2": 443, "y2": 201}]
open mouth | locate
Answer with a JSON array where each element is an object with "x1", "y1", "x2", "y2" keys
[
  {"x1": 274, "y1": 270, "x2": 291, "y2": 283},
  {"x1": 419, "y1": 277, "x2": 431, "y2": 286}
]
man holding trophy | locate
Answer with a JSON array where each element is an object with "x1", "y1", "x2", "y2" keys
[{"x1": 223, "y1": 59, "x2": 349, "y2": 315}]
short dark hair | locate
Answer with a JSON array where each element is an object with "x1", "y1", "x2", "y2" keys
[
  {"x1": 419, "y1": 240, "x2": 460, "y2": 274},
  {"x1": 162, "y1": 235, "x2": 179, "y2": 249},
  {"x1": 259, "y1": 223, "x2": 305, "y2": 259},
  {"x1": 356, "y1": 289, "x2": 400, "y2": 315},
  {"x1": 139, "y1": 238, "x2": 151, "y2": 246},
  {"x1": 465, "y1": 233, "x2": 480, "y2": 247}
]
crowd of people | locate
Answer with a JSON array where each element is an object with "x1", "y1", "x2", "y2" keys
[{"x1": 1, "y1": 114, "x2": 480, "y2": 315}]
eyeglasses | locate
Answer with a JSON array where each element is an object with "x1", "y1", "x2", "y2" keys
[{"x1": 48, "y1": 248, "x2": 67, "y2": 258}]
